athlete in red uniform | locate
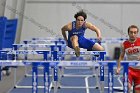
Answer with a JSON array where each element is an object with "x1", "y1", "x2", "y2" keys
[{"x1": 116, "y1": 25, "x2": 140, "y2": 93}]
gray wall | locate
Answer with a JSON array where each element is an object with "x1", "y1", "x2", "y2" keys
[
  {"x1": 0, "y1": 0, "x2": 6, "y2": 16},
  {"x1": 21, "y1": 0, "x2": 140, "y2": 41}
]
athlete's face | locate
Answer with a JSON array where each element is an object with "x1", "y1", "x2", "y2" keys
[
  {"x1": 76, "y1": 16, "x2": 85, "y2": 28},
  {"x1": 128, "y1": 28, "x2": 138, "y2": 41}
]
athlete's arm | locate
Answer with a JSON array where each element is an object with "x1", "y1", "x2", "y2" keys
[
  {"x1": 116, "y1": 44, "x2": 125, "y2": 74},
  {"x1": 61, "y1": 23, "x2": 71, "y2": 42},
  {"x1": 85, "y1": 22, "x2": 101, "y2": 40}
]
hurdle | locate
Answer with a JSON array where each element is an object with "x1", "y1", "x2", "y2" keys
[
  {"x1": 89, "y1": 37, "x2": 128, "y2": 43},
  {"x1": 51, "y1": 51, "x2": 106, "y2": 93},
  {"x1": 5, "y1": 50, "x2": 51, "y2": 90},
  {"x1": 3, "y1": 50, "x2": 53, "y2": 93},
  {"x1": 13, "y1": 43, "x2": 65, "y2": 77},
  {"x1": 12, "y1": 41, "x2": 66, "y2": 91},
  {"x1": 0, "y1": 49, "x2": 138, "y2": 93},
  {"x1": 35, "y1": 50, "x2": 106, "y2": 93},
  {"x1": 1, "y1": 36, "x2": 132, "y2": 93},
  {"x1": 97, "y1": 61, "x2": 139, "y2": 93},
  {"x1": 31, "y1": 37, "x2": 66, "y2": 45},
  {"x1": 23, "y1": 38, "x2": 66, "y2": 49},
  {"x1": 0, "y1": 60, "x2": 104, "y2": 93},
  {"x1": 52, "y1": 51, "x2": 137, "y2": 93},
  {"x1": 0, "y1": 50, "x2": 106, "y2": 93},
  {"x1": 13, "y1": 42, "x2": 100, "y2": 83},
  {"x1": 21, "y1": 38, "x2": 66, "y2": 81},
  {"x1": 0, "y1": 60, "x2": 51, "y2": 93},
  {"x1": 0, "y1": 60, "x2": 138, "y2": 93}
]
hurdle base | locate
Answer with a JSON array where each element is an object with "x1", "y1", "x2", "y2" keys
[
  {"x1": 95, "y1": 86, "x2": 99, "y2": 89},
  {"x1": 14, "y1": 86, "x2": 17, "y2": 89},
  {"x1": 24, "y1": 74, "x2": 27, "y2": 77},
  {"x1": 51, "y1": 86, "x2": 61, "y2": 89}
]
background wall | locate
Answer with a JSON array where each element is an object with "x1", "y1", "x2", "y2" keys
[
  {"x1": 20, "y1": 0, "x2": 140, "y2": 41},
  {"x1": 0, "y1": 0, "x2": 6, "y2": 16},
  {"x1": 2, "y1": 0, "x2": 140, "y2": 59}
]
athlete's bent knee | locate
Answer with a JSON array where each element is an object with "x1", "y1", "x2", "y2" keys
[{"x1": 70, "y1": 35, "x2": 78, "y2": 42}]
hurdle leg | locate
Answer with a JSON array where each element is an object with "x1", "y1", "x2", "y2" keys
[
  {"x1": 123, "y1": 63, "x2": 129, "y2": 93},
  {"x1": 92, "y1": 66, "x2": 100, "y2": 89},
  {"x1": 24, "y1": 65, "x2": 28, "y2": 77},
  {"x1": 32, "y1": 63, "x2": 38, "y2": 93},
  {"x1": 51, "y1": 67, "x2": 55, "y2": 88},
  {"x1": 100, "y1": 65, "x2": 104, "y2": 93},
  {"x1": 50, "y1": 66, "x2": 59, "y2": 92},
  {"x1": 93, "y1": 55, "x2": 101, "y2": 90},
  {"x1": 108, "y1": 63, "x2": 114, "y2": 93},
  {"x1": 24, "y1": 54, "x2": 28, "y2": 77},
  {"x1": 12, "y1": 50, "x2": 18, "y2": 87},
  {"x1": 54, "y1": 65, "x2": 59, "y2": 93},
  {"x1": 0, "y1": 66, "x2": 1, "y2": 80},
  {"x1": 14, "y1": 67, "x2": 17, "y2": 88},
  {"x1": 57, "y1": 66, "x2": 63, "y2": 88},
  {"x1": 24, "y1": 46, "x2": 28, "y2": 77},
  {"x1": 0, "y1": 52, "x2": 3, "y2": 80},
  {"x1": 44, "y1": 63, "x2": 50, "y2": 93}
]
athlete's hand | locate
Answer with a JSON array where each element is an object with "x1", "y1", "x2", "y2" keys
[
  {"x1": 137, "y1": 56, "x2": 140, "y2": 60},
  {"x1": 97, "y1": 36, "x2": 102, "y2": 41},
  {"x1": 116, "y1": 66, "x2": 121, "y2": 74},
  {"x1": 96, "y1": 37, "x2": 102, "y2": 45}
]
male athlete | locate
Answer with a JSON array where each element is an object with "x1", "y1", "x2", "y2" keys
[
  {"x1": 116, "y1": 25, "x2": 140, "y2": 93},
  {"x1": 61, "y1": 10, "x2": 104, "y2": 57}
]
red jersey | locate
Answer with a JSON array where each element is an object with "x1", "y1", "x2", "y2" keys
[{"x1": 123, "y1": 37, "x2": 140, "y2": 60}]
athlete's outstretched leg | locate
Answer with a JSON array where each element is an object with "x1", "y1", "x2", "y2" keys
[
  {"x1": 70, "y1": 35, "x2": 80, "y2": 57},
  {"x1": 92, "y1": 43, "x2": 104, "y2": 51}
]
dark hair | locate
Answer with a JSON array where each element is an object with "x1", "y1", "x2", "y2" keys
[
  {"x1": 128, "y1": 25, "x2": 139, "y2": 34},
  {"x1": 74, "y1": 10, "x2": 87, "y2": 20}
]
